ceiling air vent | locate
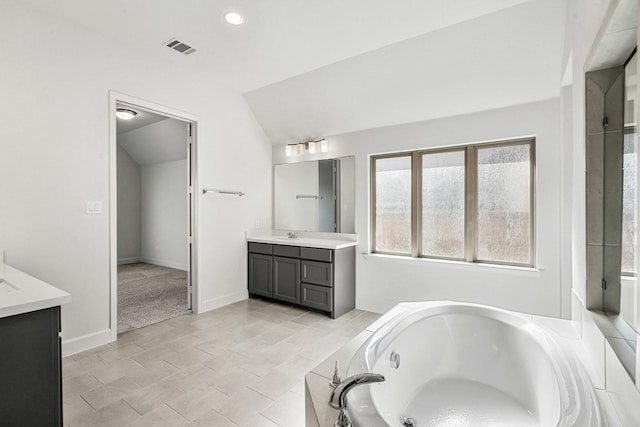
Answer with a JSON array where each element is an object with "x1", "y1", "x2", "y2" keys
[{"x1": 164, "y1": 38, "x2": 197, "y2": 56}]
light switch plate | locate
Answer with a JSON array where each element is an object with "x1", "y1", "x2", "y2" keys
[{"x1": 86, "y1": 201, "x2": 102, "y2": 214}]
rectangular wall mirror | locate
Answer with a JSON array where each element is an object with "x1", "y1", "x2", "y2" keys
[{"x1": 274, "y1": 156, "x2": 355, "y2": 233}]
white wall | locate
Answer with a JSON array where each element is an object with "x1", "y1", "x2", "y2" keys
[
  {"x1": 141, "y1": 160, "x2": 187, "y2": 270},
  {"x1": 274, "y1": 99, "x2": 565, "y2": 317},
  {"x1": 562, "y1": 0, "x2": 613, "y2": 305},
  {"x1": 116, "y1": 144, "x2": 141, "y2": 263},
  {"x1": 0, "y1": 0, "x2": 272, "y2": 354},
  {"x1": 119, "y1": 118, "x2": 189, "y2": 270}
]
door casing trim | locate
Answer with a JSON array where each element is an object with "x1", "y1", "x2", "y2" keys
[{"x1": 108, "y1": 90, "x2": 200, "y2": 341}]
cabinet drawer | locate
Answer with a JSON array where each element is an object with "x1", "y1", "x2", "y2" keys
[
  {"x1": 301, "y1": 283, "x2": 333, "y2": 312},
  {"x1": 300, "y1": 247, "x2": 332, "y2": 262},
  {"x1": 301, "y1": 260, "x2": 333, "y2": 287},
  {"x1": 249, "y1": 242, "x2": 273, "y2": 255},
  {"x1": 273, "y1": 245, "x2": 300, "y2": 258}
]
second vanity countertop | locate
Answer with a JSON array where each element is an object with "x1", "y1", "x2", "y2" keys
[
  {"x1": 246, "y1": 230, "x2": 358, "y2": 250},
  {"x1": 0, "y1": 263, "x2": 72, "y2": 319}
]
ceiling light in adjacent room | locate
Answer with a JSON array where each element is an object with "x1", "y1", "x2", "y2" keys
[
  {"x1": 225, "y1": 12, "x2": 244, "y2": 25},
  {"x1": 116, "y1": 108, "x2": 137, "y2": 120}
]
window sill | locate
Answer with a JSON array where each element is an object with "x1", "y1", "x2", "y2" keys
[{"x1": 361, "y1": 252, "x2": 541, "y2": 274}]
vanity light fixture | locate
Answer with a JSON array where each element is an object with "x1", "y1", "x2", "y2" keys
[
  {"x1": 285, "y1": 138, "x2": 329, "y2": 157},
  {"x1": 308, "y1": 141, "x2": 317, "y2": 154},
  {"x1": 225, "y1": 12, "x2": 244, "y2": 25},
  {"x1": 116, "y1": 108, "x2": 137, "y2": 120}
]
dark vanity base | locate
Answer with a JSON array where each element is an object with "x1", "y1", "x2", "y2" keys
[
  {"x1": 0, "y1": 306, "x2": 62, "y2": 427},
  {"x1": 248, "y1": 243, "x2": 355, "y2": 319}
]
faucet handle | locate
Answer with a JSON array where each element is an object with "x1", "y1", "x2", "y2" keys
[{"x1": 329, "y1": 360, "x2": 341, "y2": 388}]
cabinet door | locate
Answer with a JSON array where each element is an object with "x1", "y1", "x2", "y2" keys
[
  {"x1": 248, "y1": 253, "x2": 272, "y2": 297},
  {"x1": 0, "y1": 306, "x2": 62, "y2": 427},
  {"x1": 273, "y1": 256, "x2": 300, "y2": 304}
]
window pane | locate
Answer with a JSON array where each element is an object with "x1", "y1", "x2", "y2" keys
[
  {"x1": 374, "y1": 156, "x2": 412, "y2": 253},
  {"x1": 476, "y1": 143, "x2": 531, "y2": 264},
  {"x1": 421, "y1": 151, "x2": 465, "y2": 258},
  {"x1": 622, "y1": 133, "x2": 637, "y2": 274}
]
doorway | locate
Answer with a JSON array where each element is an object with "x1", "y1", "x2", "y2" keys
[{"x1": 109, "y1": 92, "x2": 198, "y2": 338}]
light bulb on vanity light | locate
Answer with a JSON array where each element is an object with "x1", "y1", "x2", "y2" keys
[
  {"x1": 307, "y1": 141, "x2": 317, "y2": 154},
  {"x1": 285, "y1": 145, "x2": 293, "y2": 157},
  {"x1": 296, "y1": 143, "x2": 305, "y2": 156},
  {"x1": 320, "y1": 139, "x2": 328, "y2": 152}
]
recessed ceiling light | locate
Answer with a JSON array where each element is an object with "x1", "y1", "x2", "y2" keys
[
  {"x1": 116, "y1": 108, "x2": 138, "y2": 120},
  {"x1": 224, "y1": 12, "x2": 244, "y2": 25}
]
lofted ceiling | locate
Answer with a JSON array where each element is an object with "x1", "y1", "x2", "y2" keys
[
  {"x1": 245, "y1": 0, "x2": 568, "y2": 144},
  {"x1": 18, "y1": 0, "x2": 569, "y2": 145},
  {"x1": 18, "y1": 0, "x2": 528, "y2": 92},
  {"x1": 117, "y1": 110, "x2": 188, "y2": 166},
  {"x1": 587, "y1": 0, "x2": 637, "y2": 72}
]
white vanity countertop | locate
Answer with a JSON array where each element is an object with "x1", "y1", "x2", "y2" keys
[
  {"x1": 0, "y1": 263, "x2": 71, "y2": 319},
  {"x1": 246, "y1": 230, "x2": 358, "y2": 250}
]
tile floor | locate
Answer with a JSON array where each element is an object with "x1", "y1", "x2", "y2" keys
[{"x1": 63, "y1": 298, "x2": 381, "y2": 427}]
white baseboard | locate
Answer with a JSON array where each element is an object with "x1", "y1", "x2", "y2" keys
[
  {"x1": 62, "y1": 328, "x2": 113, "y2": 357},
  {"x1": 118, "y1": 257, "x2": 141, "y2": 265},
  {"x1": 199, "y1": 291, "x2": 248, "y2": 314},
  {"x1": 141, "y1": 256, "x2": 187, "y2": 271}
]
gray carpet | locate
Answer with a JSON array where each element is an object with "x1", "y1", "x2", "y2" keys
[{"x1": 118, "y1": 262, "x2": 190, "y2": 333}]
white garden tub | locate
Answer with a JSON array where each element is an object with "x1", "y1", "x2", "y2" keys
[{"x1": 345, "y1": 302, "x2": 603, "y2": 427}]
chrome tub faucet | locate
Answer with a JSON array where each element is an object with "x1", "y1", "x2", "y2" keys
[{"x1": 329, "y1": 373, "x2": 385, "y2": 427}]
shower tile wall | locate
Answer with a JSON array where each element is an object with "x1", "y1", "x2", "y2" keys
[{"x1": 585, "y1": 66, "x2": 625, "y2": 312}]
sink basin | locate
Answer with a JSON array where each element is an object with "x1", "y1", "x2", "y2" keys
[{"x1": 0, "y1": 279, "x2": 19, "y2": 293}]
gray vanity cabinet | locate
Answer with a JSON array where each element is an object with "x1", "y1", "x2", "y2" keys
[
  {"x1": 299, "y1": 248, "x2": 335, "y2": 314},
  {"x1": 0, "y1": 306, "x2": 62, "y2": 426},
  {"x1": 301, "y1": 260, "x2": 333, "y2": 287},
  {"x1": 248, "y1": 243, "x2": 273, "y2": 298},
  {"x1": 248, "y1": 253, "x2": 272, "y2": 297},
  {"x1": 272, "y1": 244, "x2": 301, "y2": 304},
  {"x1": 248, "y1": 241, "x2": 355, "y2": 318},
  {"x1": 273, "y1": 256, "x2": 300, "y2": 304}
]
